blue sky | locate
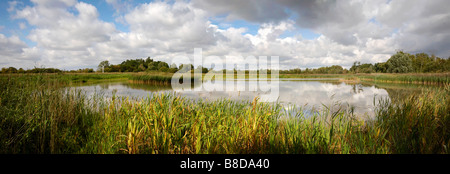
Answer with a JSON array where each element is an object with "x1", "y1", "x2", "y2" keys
[
  {"x1": 0, "y1": 1, "x2": 25, "y2": 36},
  {"x1": 0, "y1": 0, "x2": 449, "y2": 70}
]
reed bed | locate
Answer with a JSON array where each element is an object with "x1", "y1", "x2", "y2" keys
[
  {"x1": 278, "y1": 73, "x2": 450, "y2": 85},
  {"x1": 357, "y1": 73, "x2": 450, "y2": 85},
  {"x1": 66, "y1": 73, "x2": 131, "y2": 83},
  {"x1": 0, "y1": 74, "x2": 448, "y2": 154},
  {"x1": 279, "y1": 74, "x2": 353, "y2": 79},
  {"x1": 129, "y1": 74, "x2": 173, "y2": 83},
  {"x1": 129, "y1": 74, "x2": 201, "y2": 87}
]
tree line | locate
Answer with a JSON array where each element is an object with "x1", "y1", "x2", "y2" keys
[
  {"x1": 97, "y1": 57, "x2": 209, "y2": 73},
  {"x1": 1, "y1": 51, "x2": 449, "y2": 74},
  {"x1": 280, "y1": 51, "x2": 450, "y2": 74},
  {"x1": 351, "y1": 51, "x2": 450, "y2": 73},
  {"x1": 0, "y1": 67, "x2": 95, "y2": 74},
  {"x1": 280, "y1": 65, "x2": 349, "y2": 74}
]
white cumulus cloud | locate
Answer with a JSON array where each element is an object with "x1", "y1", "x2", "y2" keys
[{"x1": 1, "y1": 0, "x2": 449, "y2": 70}]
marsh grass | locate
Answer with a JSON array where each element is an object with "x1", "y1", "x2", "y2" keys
[
  {"x1": 278, "y1": 73, "x2": 450, "y2": 85},
  {"x1": 357, "y1": 73, "x2": 450, "y2": 85},
  {"x1": 0, "y1": 75, "x2": 97, "y2": 153},
  {"x1": 374, "y1": 86, "x2": 450, "y2": 153},
  {"x1": 129, "y1": 74, "x2": 173, "y2": 84},
  {"x1": 129, "y1": 74, "x2": 200, "y2": 85},
  {"x1": 0, "y1": 74, "x2": 449, "y2": 154}
]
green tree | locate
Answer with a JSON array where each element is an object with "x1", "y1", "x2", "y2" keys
[
  {"x1": 374, "y1": 62, "x2": 387, "y2": 73},
  {"x1": 18, "y1": 68, "x2": 25, "y2": 73},
  {"x1": 167, "y1": 63, "x2": 178, "y2": 73},
  {"x1": 168, "y1": 68, "x2": 178, "y2": 73},
  {"x1": 328, "y1": 65, "x2": 344, "y2": 74},
  {"x1": 170, "y1": 63, "x2": 178, "y2": 69},
  {"x1": 110, "y1": 65, "x2": 121, "y2": 72},
  {"x1": 2, "y1": 67, "x2": 18, "y2": 73},
  {"x1": 195, "y1": 65, "x2": 209, "y2": 73},
  {"x1": 413, "y1": 53, "x2": 429, "y2": 73},
  {"x1": 178, "y1": 64, "x2": 194, "y2": 73},
  {"x1": 157, "y1": 62, "x2": 169, "y2": 70},
  {"x1": 145, "y1": 57, "x2": 153, "y2": 64},
  {"x1": 138, "y1": 64, "x2": 146, "y2": 71},
  {"x1": 159, "y1": 67, "x2": 169, "y2": 72},
  {"x1": 358, "y1": 63, "x2": 375, "y2": 73},
  {"x1": 386, "y1": 52, "x2": 413, "y2": 73},
  {"x1": 445, "y1": 57, "x2": 450, "y2": 72},
  {"x1": 350, "y1": 61, "x2": 361, "y2": 73},
  {"x1": 98, "y1": 60, "x2": 110, "y2": 72}
]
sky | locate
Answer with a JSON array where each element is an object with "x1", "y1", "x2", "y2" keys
[{"x1": 0, "y1": 0, "x2": 449, "y2": 70}]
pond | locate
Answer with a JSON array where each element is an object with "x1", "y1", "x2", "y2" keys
[{"x1": 71, "y1": 79, "x2": 430, "y2": 117}]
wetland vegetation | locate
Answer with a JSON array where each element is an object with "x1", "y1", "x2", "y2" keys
[
  {"x1": 1, "y1": 51, "x2": 449, "y2": 154},
  {"x1": 0, "y1": 72, "x2": 448, "y2": 154}
]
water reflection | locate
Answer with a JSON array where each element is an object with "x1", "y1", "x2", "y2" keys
[{"x1": 70, "y1": 79, "x2": 429, "y2": 117}]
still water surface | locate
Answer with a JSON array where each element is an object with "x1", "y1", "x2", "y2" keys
[{"x1": 72, "y1": 79, "x2": 425, "y2": 117}]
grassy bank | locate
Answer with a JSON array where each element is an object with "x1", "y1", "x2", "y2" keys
[
  {"x1": 129, "y1": 73, "x2": 203, "y2": 86},
  {"x1": 51, "y1": 72, "x2": 450, "y2": 86},
  {"x1": 0, "y1": 74, "x2": 449, "y2": 154},
  {"x1": 279, "y1": 74, "x2": 353, "y2": 79},
  {"x1": 129, "y1": 74, "x2": 173, "y2": 85},
  {"x1": 0, "y1": 73, "x2": 132, "y2": 84},
  {"x1": 279, "y1": 73, "x2": 450, "y2": 85},
  {"x1": 63, "y1": 73, "x2": 131, "y2": 83},
  {"x1": 356, "y1": 73, "x2": 450, "y2": 85}
]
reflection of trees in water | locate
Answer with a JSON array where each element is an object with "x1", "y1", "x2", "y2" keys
[
  {"x1": 317, "y1": 80, "x2": 438, "y2": 108},
  {"x1": 383, "y1": 88, "x2": 422, "y2": 104},
  {"x1": 125, "y1": 82, "x2": 172, "y2": 92},
  {"x1": 117, "y1": 80, "x2": 437, "y2": 109},
  {"x1": 317, "y1": 80, "x2": 367, "y2": 94},
  {"x1": 350, "y1": 82, "x2": 384, "y2": 94},
  {"x1": 351, "y1": 84, "x2": 364, "y2": 94},
  {"x1": 319, "y1": 81, "x2": 342, "y2": 85},
  {"x1": 99, "y1": 83, "x2": 110, "y2": 90}
]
